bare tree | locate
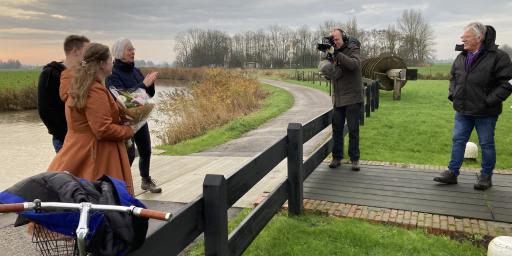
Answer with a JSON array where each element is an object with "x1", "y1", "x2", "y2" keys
[
  {"x1": 174, "y1": 28, "x2": 202, "y2": 67},
  {"x1": 361, "y1": 29, "x2": 386, "y2": 58},
  {"x1": 383, "y1": 24, "x2": 400, "y2": 56},
  {"x1": 397, "y1": 9, "x2": 435, "y2": 65},
  {"x1": 173, "y1": 14, "x2": 437, "y2": 68},
  {"x1": 343, "y1": 17, "x2": 365, "y2": 39},
  {"x1": 317, "y1": 20, "x2": 342, "y2": 37}
]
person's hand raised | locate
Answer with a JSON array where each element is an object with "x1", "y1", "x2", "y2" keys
[{"x1": 143, "y1": 71, "x2": 159, "y2": 87}]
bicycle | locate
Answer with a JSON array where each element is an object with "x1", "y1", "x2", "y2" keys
[{"x1": 0, "y1": 199, "x2": 172, "y2": 256}]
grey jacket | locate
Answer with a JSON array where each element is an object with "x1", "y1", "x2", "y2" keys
[{"x1": 331, "y1": 41, "x2": 363, "y2": 107}]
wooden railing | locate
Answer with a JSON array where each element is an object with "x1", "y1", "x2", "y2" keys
[{"x1": 130, "y1": 81, "x2": 380, "y2": 256}]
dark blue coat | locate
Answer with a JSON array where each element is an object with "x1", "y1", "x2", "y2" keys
[{"x1": 106, "y1": 59, "x2": 155, "y2": 97}]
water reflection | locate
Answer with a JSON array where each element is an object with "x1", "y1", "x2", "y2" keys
[{"x1": 0, "y1": 80, "x2": 185, "y2": 191}]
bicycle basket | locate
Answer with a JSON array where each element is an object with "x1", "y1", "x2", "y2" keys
[{"x1": 31, "y1": 223, "x2": 78, "y2": 256}]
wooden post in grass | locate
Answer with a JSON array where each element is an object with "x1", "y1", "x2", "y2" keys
[
  {"x1": 365, "y1": 84, "x2": 371, "y2": 117},
  {"x1": 370, "y1": 82, "x2": 376, "y2": 112},
  {"x1": 360, "y1": 90, "x2": 365, "y2": 126},
  {"x1": 203, "y1": 174, "x2": 228, "y2": 256},
  {"x1": 287, "y1": 123, "x2": 304, "y2": 215},
  {"x1": 374, "y1": 81, "x2": 380, "y2": 109}
]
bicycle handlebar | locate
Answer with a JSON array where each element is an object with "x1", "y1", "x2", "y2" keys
[
  {"x1": 132, "y1": 207, "x2": 172, "y2": 221},
  {"x1": 0, "y1": 202, "x2": 28, "y2": 213},
  {"x1": 0, "y1": 200, "x2": 172, "y2": 222}
]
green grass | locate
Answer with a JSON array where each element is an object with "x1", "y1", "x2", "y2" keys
[
  {"x1": 266, "y1": 63, "x2": 452, "y2": 79},
  {"x1": 157, "y1": 83, "x2": 294, "y2": 155},
  {"x1": 285, "y1": 79, "x2": 330, "y2": 94},
  {"x1": 0, "y1": 70, "x2": 40, "y2": 90},
  {"x1": 411, "y1": 63, "x2": 452, "y2": 76},
  {"x1": 285, "y1": 79, "x2": 512, "y2": 169},
  {"x1": 188, "y1": 210, "x2": 485, "y2": 256}
]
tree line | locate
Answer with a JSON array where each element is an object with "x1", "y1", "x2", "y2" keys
[
  {"x1": 0, "y1": 59, "x2": 22, "y2": 69},
  {"x1": 174, "y1": 9, "x2": 437, "y2": 68}
]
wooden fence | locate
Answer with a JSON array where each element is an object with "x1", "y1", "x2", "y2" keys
[{"x1": 130, "y1": 81, "x2": 380, "y2": 256}]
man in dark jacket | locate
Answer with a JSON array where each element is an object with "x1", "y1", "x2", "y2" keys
[
  {"x1": 322, "y1": 28, "x2": 364, "y2": 171},
  {"x1": 434, "y1": 22, "x2": 512, "y2": 190},
  {"x1": 37, "y1": 35, "x2": 89, "y2": 152}
]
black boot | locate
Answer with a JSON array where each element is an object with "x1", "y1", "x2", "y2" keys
[
  {"x1": 351, "y1": 160, "x2": 360, "y2": 171},
  {"x1": 141, "y1": 176, "x2": 162, "y2": 193},
  {"x1": 433, "y1": 170, "x2": 458, "y2": 184},
  {"x1": 329, "y1": 158, "x2": 341, "y2": 168},
  {"x1": 474, "y1": 174, "x2": 492, "y2": 190}
]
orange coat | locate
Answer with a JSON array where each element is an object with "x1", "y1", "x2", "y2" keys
[{"x1": 48, "y1": 69, "x2": 135, "y2": 194}]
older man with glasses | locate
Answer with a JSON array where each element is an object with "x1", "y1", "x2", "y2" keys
[{"x1": 434, "y1": 22, "x2": 512, "y2": 190}]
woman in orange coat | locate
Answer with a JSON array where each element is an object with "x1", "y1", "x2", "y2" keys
[{"x1": 48, "y1": 43, "x2": 135, "y2": 194}]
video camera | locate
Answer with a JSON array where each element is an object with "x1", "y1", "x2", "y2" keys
[
  {"x1": 317, "y1": 36, "x2": 335, "y2": 52},
  {"x1": 317, "y1": 36, "x2": 336, "y2": 62}
]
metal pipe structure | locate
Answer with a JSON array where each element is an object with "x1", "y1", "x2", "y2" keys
[{"x1": 361, "y1": 56, "x2": 418, "y2": 100}]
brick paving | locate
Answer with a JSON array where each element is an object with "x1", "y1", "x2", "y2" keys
[{"x1": 255, "y1": 194, "x2": 512, "y2": 239}]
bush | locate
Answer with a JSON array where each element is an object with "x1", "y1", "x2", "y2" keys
[
  {"x1": 139, "y1": 67, "x2": 205, "y2": 81},
  {"x1": 0, "y1": 85, "x2": 37, "y2": 111},
  {"x1": 158, "y1": 69, "x2": 268, "y2": 145}
]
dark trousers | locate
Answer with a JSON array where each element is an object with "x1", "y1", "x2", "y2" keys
[
  {"x1": 332, "y1": 103, "x2": 361, "y2": 161},
  {"x1": 128, "y1": 123, "x2": 152, "y2": 178}
]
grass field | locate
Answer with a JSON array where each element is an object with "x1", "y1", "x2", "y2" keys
[
  {"x1": 284, "y1": 79, "x2": 512, "y2": 170},
  {"x1": 0, "y1": 69, "x2": 40, "y2": 89},
  {"x1": 188, "y1": 210, "x2": 485, "y2": 256},
  {"x1": 263, "y1": 63, "x2": 453, "y2": 80},
  {"x1": 411, "y1": 63, "x2": 452, "y2": 77}
]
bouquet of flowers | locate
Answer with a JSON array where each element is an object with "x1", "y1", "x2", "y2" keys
[{"x1": 110, "y1": 87, "x2": 155, "y2": 133}]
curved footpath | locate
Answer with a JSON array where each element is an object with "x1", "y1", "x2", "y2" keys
[
  {"x1": 133, "y1": 79, "x2": 332, "y2": 205},
  {"x1": 195, "y1": 79, "x2": 332, "y2": 157},
  {"x1": 0, "y1": 79, "x2": 333, "y2": 254}
]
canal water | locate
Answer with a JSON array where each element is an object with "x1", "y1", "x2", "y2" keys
[{"x1": 0, "y1": 81, "x2": 184, "y2": 191}]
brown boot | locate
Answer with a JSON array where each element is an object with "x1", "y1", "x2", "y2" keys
[
  {"x1": 141, "y1": 176, "x2": 162, "y2": 193},
  {"x1": 329, "y1": 158, "x2": 341, "y2": 168}
]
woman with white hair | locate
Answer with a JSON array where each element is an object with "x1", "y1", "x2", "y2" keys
[{"x1": 107, "y1": 38, "x2": 162, "y2": 193}]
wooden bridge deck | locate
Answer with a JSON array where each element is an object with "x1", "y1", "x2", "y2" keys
[{"x1": 304, "y1": 163, "x2": 512, "y2": 223}]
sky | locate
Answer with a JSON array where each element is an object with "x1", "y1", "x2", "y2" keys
[{"x1": 1, "y1": 0, "x2": 511, "y2": 65}]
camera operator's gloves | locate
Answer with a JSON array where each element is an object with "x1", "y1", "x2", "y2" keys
[
  {"x1": 318, "y1": 60, "x2": 335, "y2": 80},
  {"x1": 327, "y1": 46, "x2": 335, "y2": 55}
]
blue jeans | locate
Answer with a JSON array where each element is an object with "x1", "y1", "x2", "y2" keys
[
  {"x1": 52, "y1": 136, "x2": 63, "y2": 153},
  {"x1": 448, "y1": 112, "x2": 498, "y2": 176}
]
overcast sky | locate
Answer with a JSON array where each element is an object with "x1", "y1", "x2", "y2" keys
[{"x1": 1, "y1": 0, "x2": 511, "y2": 65}]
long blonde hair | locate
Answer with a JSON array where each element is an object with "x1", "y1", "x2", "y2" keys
[{"x1": 69, "y1": 43, "x2": 110, "y2": 110}]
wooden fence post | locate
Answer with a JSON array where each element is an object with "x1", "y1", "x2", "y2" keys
[
  {"x1": 374, "y1": 81, "x2": 380, "y2": 109},
  {"x1": 203, "y1": 174, "x2": 229, "y2": 256},
  {"x1": 370, "y1": 82, "x2": 376, "y2": 112},
  {"x1": 287, "y1": 123, "x2": 304, "y2": 215},
  {"x1": 365, "y1": 85, "x2": 371, "y2": 118}
]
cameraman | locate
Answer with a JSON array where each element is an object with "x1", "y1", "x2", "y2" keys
[{"x1": 322, "y1": 28, "x2": 363, "y2": 171}]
